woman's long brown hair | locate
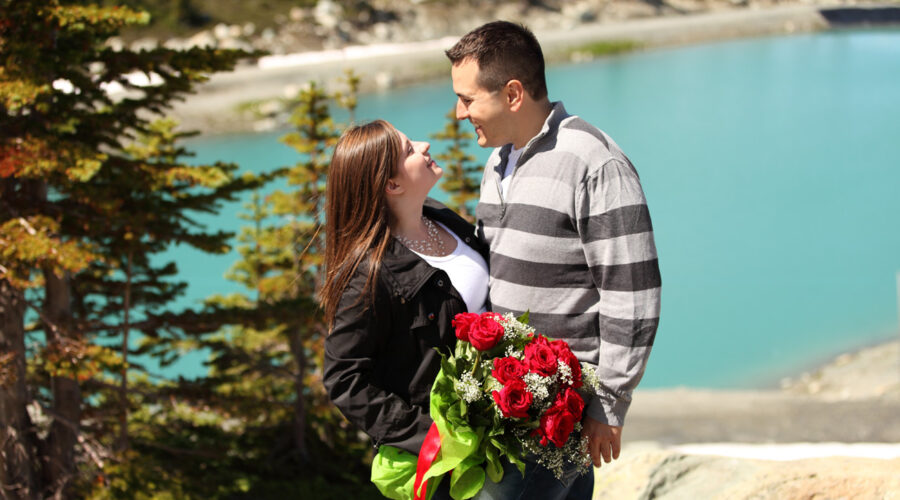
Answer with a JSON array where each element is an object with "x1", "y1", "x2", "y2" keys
[{"x1": 320, "y1": 120, "x2": 401, "y2": 328}]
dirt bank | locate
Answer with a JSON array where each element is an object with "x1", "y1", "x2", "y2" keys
[{"x1": 168, "y1": 4, "x2": 838, "y2": 135}]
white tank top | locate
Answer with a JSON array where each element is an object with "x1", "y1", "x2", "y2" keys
[{"x1": 409, "y1": 221, "x2": 489, "y2": 313}]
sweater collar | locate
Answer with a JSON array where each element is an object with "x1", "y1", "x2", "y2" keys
[{"x1": 498, "y1": 101, "x2": 569, "y2": 162}]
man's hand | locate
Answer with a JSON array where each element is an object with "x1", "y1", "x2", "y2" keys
[{"x1": 581, "y1": 415, "x2": 622, "y2": 468}]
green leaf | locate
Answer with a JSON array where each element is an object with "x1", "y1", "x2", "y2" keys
[
  {"x1": 484, "y1": 442, "x2": 504, "y2": 484},
  {"x1": 516, "y1": 310, "x2": 530, "y2": 325},
  {"x1": 440, "y1": 352, "x2": 458, "y2": 379}
]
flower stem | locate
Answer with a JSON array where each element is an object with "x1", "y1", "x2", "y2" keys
[{"x1": 471, "y1": 351, "x2": 482, "y2": 377}]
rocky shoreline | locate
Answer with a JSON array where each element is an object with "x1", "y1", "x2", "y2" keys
[
  {"x1": 154, "y1": 1, "x2": 898, "y2": 135},
  {"x1": 602, "y1": 338, "x2": 900, "y2": 499},
  {"x1": 626, "y1": 339, "x2": 900, "y2": 446}
]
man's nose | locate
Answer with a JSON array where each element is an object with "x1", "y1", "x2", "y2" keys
[{"x1": 455, "y1": 100, "x2": 468, "y2": 120}]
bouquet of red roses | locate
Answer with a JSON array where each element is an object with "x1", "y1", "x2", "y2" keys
[{"x1": 371, "y1": 311, "x2": 600, "y2": 500}]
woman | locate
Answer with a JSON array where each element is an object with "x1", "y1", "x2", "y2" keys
[{"x1": 320, "y1": 120, "x2": 490, "y2": 494}]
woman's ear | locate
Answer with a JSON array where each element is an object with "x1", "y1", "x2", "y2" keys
[
  {"x1": 385, "y1": 178, "x2": 405, "y2": 196},
  {"x1": 506, "y1": 79, "x2": 525, "y2": 111}
]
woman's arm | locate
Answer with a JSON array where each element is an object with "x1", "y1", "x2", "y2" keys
[{"x1": 322, "y1": 271, "x2": 432, "y2": 454}]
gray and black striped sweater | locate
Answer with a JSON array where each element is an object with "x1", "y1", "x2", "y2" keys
[{"x1": 475, "y1": 102, "x2": 661, "y2": 426}]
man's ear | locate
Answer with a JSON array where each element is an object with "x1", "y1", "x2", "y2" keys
[
  {"x1": 506, "y1": 79, "x2": 526, "y2": 111},
  {"x1": 385, "y1": 178, "x2": 405, "y2": 196}
]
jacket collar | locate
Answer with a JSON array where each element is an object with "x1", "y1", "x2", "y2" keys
[{"x1": 379, "y1": 198, "x2": 483, "y2": 301}]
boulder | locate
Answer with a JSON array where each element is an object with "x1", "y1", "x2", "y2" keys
[
  {"x1": 314, "y1": 0, "x2": 344, "y2": 29},
  {"x1": 130, "y1": 37, "x2": 158, "y2": 51},
  {"x1": 594, "y1": 449, "x2": 900, "y2": 499},
  {"x1": 213, "y1": 23, "x2": 230, "y2": 40},
  {"x1": 188, "y1": 30, "x2": 217, "y2": 49}
]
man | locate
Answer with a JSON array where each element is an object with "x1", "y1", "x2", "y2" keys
[{"x1": 446, "y1": 21, "x2": 661, "y2": 498}]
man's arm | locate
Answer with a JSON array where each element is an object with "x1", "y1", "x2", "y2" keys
[{"x1": 576, "y1": 157, "x2": 661, "y2": 466}]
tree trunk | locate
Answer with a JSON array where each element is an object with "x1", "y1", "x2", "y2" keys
[
  {"x1": 42, "y1": 270, "x2": 81, "y2": 498},
  {"x1": 287, "y1": 329, "x2": 310, "y2": 464},
  {"x1": 0, "y1": 279, "x2": 39, "y2": 500},
  {"x1": 116, "y1": 251, "x2": 132, "y2": 451}
]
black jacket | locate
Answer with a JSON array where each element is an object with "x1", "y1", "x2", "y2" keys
[{"x1": 322, "y1": 199, "x2": 489, "y2": 454}]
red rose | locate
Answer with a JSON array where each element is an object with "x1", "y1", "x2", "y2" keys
[
  {"x1": 537, "y1": 403, "x2": 578, "y2": 448},
  {"x1": 451, "y1": 312, "x2": 480, "y2": 342},
  {"x1": 534, "y1": 389, "x2": 584, "y2": 448},
  {"x1": 550, "y1": 340, "x2": 582, "y2": 388},
  {"x1": 559, "y1": 387, "x2": 585, "y2": 418},
  {"x1": 468, "y1": 313, "x2": 505, "y2": 351},
  {"x1": 524, "y1": 335, "x2": 557, "y2": 376},
  {"x1": 492, "y1": 356, "x2": 528, "y2": 385},
  {"x1": 492, "y1": 379, "x2": 533, "y2": 419}
]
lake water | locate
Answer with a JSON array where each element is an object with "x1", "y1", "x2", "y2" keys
[{"x1": 170, "y1": 29, "x2": 900, "y2": 389}]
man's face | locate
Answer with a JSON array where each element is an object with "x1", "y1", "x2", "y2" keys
[{"x1": 451, "y1": 59, "x2": 513, "y2": 148}]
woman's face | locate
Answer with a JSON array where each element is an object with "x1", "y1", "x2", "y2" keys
[{"x1": 390, "y1": 129, "x2": 443, "y2": 200}]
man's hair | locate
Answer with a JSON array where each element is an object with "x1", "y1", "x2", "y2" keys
[{"x1": 446, "y1": 21, "x2": 548, "y2": 101}]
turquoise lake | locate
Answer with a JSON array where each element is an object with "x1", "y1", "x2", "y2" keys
[{"x1": 169, "y1": 29, "x2": 900, "y2": 389}]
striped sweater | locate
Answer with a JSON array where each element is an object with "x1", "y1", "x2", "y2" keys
[{"x1": 475, "y1": 102, "x2": 661, "y2": 426}]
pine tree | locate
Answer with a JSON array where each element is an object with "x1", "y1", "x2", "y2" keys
[
  {"x1": 189, "y1": 71, "x2": 379, "y2": 495},
  {"x1": 431, "y1": 108, "x2": 481, "y2": 222},
  {"x1": 1, "y1": 1, "x2": 254, "y2": 496}
]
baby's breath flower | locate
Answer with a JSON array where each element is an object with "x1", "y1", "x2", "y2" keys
[
  {"x1": 580, "y1": 363, "x2": 601, "y2": 393},
  {"x1": 504, "y1": 344, "x2": 524, "y2": 359},
  {"x1": 522, "y1": 372, "x2": 550, "y2": 404},
  {"x1": 530, "y1": 425, "x2": 592, "y2": 480},
  {"x1": 498, "y1": 312, "x2": 535, "y2": 340},
  {"x1": 454, "y1": 372, "x2": 482, "y2": 403},
  {"x1": 557, "y1": 361, "x2": 573, "y2": 386}
]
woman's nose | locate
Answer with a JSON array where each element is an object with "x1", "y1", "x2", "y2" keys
[{"x1": 417, "y1": 141, "x2": 430, "y2": 153}]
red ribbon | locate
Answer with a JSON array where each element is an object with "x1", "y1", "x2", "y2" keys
[{"x1": 413, "y1": 422, "x2": 442, "y2": 500}]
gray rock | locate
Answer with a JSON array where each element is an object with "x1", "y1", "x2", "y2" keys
[
  {"x1": 314, "y1": 0, "x2": 343, "y2": 29},
  {"x1": 188, "y1": 31, "x2": 217, "y2": 49},
  {"x1": 372, "y1": 22, "x2": 393, "y2": 42},
  {"x1": 595, "y1": 450, "x2": 900, "y2": 500},
  {"x1": 163, "y1": 37, "x2": 189, "y2": 50},
  {"x1": 563, "y1": 1, "x2": 599, "y2": 23},
  {"x1": 289, "y1": 7, "x2": 306, "y2": 22},
  {"x1": 218, "y1": 38, "x2": 254, "y2": 52},
  {"x1": 227, "y1": 25, "x2": 243, "y2": 39},
  {"x1": 105, "y1": 36, "x2": 125, "y2": 52},
  {"x1": 213, "y1": 23, "x2": 230, "y2": 40},
  {"x1": 130, "y1": 37, "x2": 158, "y2": 51}
]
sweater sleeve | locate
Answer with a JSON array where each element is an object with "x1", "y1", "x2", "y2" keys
[
  {"x1": 575, "y1": 158, "x2": 661, "y2": 426},
  {"x1": 322, "y1": 271, "x2": 432, "y2": 454}
]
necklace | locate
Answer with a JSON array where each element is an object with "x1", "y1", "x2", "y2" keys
[{"x1": 395, "y1": 216, "x2": 448, "y2": 256}]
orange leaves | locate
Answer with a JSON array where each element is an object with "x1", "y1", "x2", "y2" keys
[
  {"x1": 42, "y1": 337, "x2": 122, "y2": 382},
  {"x1": 0, "y1": 139, "x2": 44, "y2": 178},
  {"x1": 0, "y1": 136, "x2": 106, "y2": 181},
  {"x1": 0, "y1": 215, "x2": 98, "y2": 289}
]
